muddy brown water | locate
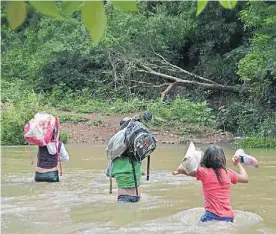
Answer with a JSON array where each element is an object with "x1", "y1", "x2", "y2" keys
[{"x1": 1, "y1": 144, "x2": 276, "y2": 234}]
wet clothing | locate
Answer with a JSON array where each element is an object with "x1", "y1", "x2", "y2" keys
[
  {"x1": 34, "y1": 170, "x2": 59, "y2": 182},
  {"x1": 35, "y1": 141, "x2": 69, "y2": 183},
  {"x1": 37, "y1": 144, "x2": 59, "y2": 169},
  {"x1": 195, "y1": 167, "x2": 239, "y2": 219},
  {"x1": 200, "y1": 210, "x2": 234, "y2": 223},
  {"x1": 107, "y1": 120, "x2": 144, "y2": 203},
  {"x1": 117, "y1": 194, "x2": 140, "y2": 203},
  {"x1": 111, "y1": 155, "x2": 142, "y2": 189},
  {"x1": 37, "y1": 141, "x2": 69, "y2": 168}
]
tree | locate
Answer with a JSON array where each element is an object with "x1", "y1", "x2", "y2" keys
[
  {"x1": 5, "y1": 0, "x2": 239, "y2": 45},
  {"x1": 237, "y1": 1, "x2": 276, "y2": 107}
]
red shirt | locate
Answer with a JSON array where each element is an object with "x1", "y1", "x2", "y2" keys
[{"x1": 195, "y1": 167, "x2": 239, "y2": 218}]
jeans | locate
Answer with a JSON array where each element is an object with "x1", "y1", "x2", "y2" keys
[
  {"x1": 34, "y1": 170, "x2": 59, "y2": 182},
  {"x1": 117, "y1": 195, "x2": 140, "y2": 203},
  {"x1": 200, "y1": 210, "x2": 234, "y2": 223}
]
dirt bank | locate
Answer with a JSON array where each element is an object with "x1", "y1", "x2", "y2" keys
[{"x1": 60, "y1": 112, "x2": 234, "y2": 145}]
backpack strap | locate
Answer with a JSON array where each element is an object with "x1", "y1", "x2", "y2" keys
[
  {"x1": 109, "y1": 159, "x2": 113, "y2": 194},
  {"x1": 146, "y1": 155, "x2": 150, "y2": 181},
  {"x1": 130, "y1": 157, "x2": 139, "y2": 196},
  {"x1": 58, "y1": 141, "x2": 62, "y2": 153},
  {"x1": 54, "y1": 118, "x2": 63, "y2": 176},
  {"x1": 55, "y1": 142, "x2": 62, "y2": 176}
]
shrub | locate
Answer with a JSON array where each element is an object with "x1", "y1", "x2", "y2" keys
[
  {"x1": 147, "y1": 96, "x2": 216, "y2": 127},
  {"x1": 238, "y1": 132, "x2": 276, "y2": 148},
  {"x1": 60, "y1": 130, "x2": 69, "y2": 144},
  {"x1": 1, "y1": 92, "x2": 55, "y2": 145}
]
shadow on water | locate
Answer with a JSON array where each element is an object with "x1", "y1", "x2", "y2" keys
[{"x1": 1, "y1": 144, "x2": 276, "y2": 234}]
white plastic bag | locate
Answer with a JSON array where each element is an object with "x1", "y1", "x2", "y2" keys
[{"x1": 181, "y1": 142, "x2": 202, "y2": 174}]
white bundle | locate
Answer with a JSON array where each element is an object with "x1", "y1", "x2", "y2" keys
[{"x1": 181, "y1": 142, "x2": 202, "y2": 174}]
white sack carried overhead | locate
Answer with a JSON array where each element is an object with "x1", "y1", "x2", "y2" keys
[{"x1": 181, "y1": 142, "x2": 202, "y2": 174}]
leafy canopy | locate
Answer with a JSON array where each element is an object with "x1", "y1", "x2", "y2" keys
[{"x1": 5, "y1": 0, "x2": 239, "y2": 45}]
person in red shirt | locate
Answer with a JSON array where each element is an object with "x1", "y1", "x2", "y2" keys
[{"x1": 173, "y1": 145, "x2": 249, "y2": 222}]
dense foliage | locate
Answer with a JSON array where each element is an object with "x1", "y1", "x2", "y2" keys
[
  {"x1": 4, "y1": 0, "x2": 238, "y2": 44},
  {"x1": 0, "y1": 88, "x2": 69, "y2": 145},
  {"x1": 1, "y1": 1, "x2": 276, "y2": 147}
]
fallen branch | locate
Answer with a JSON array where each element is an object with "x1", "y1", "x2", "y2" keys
[
  {"x1": 114, "y1": 52, "x2": 243, "y2": 101},
  {"x1": 138, "y1": 64, "x2": 239, "y2": 92},
  {"x1": 161, "y1": 82, "x2": 177, "y2": 101},
  {"x1": 129, "y1": 80, "x2": 169, "y2": 88},
  {"x1": 152, "y1": 52, "x2": 219, "y2": 85}
]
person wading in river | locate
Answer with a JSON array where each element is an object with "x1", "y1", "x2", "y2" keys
[
  {"x1": 35, "y1": 128, "x2": 70, "y2": 182},
  {"x1": 24, "y1": 113, "x2": 70, "y2": 182},
  {"x1": 105, "y1": 113, "x2": 156, "y2": 203},
  {"x1": 173, "y1": 145, "x2": 249, "y2": 222}
]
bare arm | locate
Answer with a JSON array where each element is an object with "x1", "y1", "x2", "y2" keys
[
  {"x1": 236, "y1": 162, "x2": 248, "y2": 183},
  {"x1": 233, "y1": 155, "x2": 248, "y2": 183}
]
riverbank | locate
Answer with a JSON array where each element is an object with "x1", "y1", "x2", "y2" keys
[{"x1": 60, "y1": 111, "x2": 234, "y2": 145}]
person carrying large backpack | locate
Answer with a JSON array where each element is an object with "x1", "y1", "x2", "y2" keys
[
  {"x1": 24, "y1": 112, "x2": 70, "y2": 182},
  {"x1": 105, "y1": 113, "x2": 156, "y2": 203}
]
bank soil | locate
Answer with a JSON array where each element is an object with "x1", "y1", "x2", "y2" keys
[{"x1": 60, "y1": 112, "x2": 234, "y2": 145}]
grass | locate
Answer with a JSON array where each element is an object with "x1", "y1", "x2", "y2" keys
[
  {"x1": 238, "y1": 136, "x2": 276, "y2": 148},
  {"x1": 58, "y1": 113, "x2": 89, "y2": 123}
]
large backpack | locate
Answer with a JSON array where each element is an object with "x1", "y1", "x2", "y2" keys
[
  {"x1": 105, "y1": 120, "x2": 156, "y2": 162},
  {"x1": 124, "y1": 120, "x2": 157, "y2": 162},
  {"x1": 106, "y1": 119, "x2": 157, "y2": 195}
]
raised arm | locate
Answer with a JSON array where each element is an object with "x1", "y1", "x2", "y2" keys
[{"x1": 233, "y1": 155, "x2": 248, "y2": 183}]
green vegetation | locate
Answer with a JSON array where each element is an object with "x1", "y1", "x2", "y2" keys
[
  {"x1": 60, "y1": 131, "x2": 69, "y2": 144},
  {"x1": 4, "y1": 0, "x2": 238, "y2": 44},
  {"x1": 1, "y1": 1, "x2": 276, "y2": 147},
  {"x1": 0, "y1": 92, "x2": 55, "y2": 145},
  {"x1": 147, "y1": 96, "x2": 216, "y2": 128},
  {"x1": 59, "y1": 113, "x2": 89, "y2": 123},
  {"x1": 238, "y1": 132, "x2": 276, "y2": 148}
]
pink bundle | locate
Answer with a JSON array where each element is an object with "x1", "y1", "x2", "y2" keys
[{"x1": 233, "y1": 149, "x2": 259, "y2": 168}]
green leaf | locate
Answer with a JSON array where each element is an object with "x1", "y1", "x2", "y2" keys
[
  {"x1": 61, "y1": 1, "x2": 83, "y2": 15},
  {"x1": 6, "y1": 1, "x2": 27, "y2": 30},
  {"x1": 219, "y1": 0, "x2": 238, "y2": 9},
  {"x1": 82, "y1": 1, "x2": 106, "y2": 45},
  {"x1": 196, "y1": 0, "x2": 208, "y2": 16},
  {"x1": 29, "y1": 1, "x2": 61, "y2": 17},
  {"x1": 111, "y1": 1, "x2": 138, "y2": 12}
]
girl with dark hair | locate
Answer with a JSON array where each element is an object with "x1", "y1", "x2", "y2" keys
[{"x1": 173, "y1": 145, "x2": 248, "y2": 223}]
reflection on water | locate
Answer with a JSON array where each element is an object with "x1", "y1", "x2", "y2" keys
[{"x1": 1, "y1": 144, "x2": 276, "y2": 234}]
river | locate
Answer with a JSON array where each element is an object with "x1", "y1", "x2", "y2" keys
[{"x1": 1, "y1": 144, "x2": 276, "y2": 234}]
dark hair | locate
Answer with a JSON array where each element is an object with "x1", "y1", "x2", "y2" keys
[{"x1": 200, "y1": 145, "x2": 227, "y2": 183}]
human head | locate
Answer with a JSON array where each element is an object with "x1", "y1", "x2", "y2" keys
[{"x1": 201, "y1": 145, "x2": 227, "y2": 183}]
